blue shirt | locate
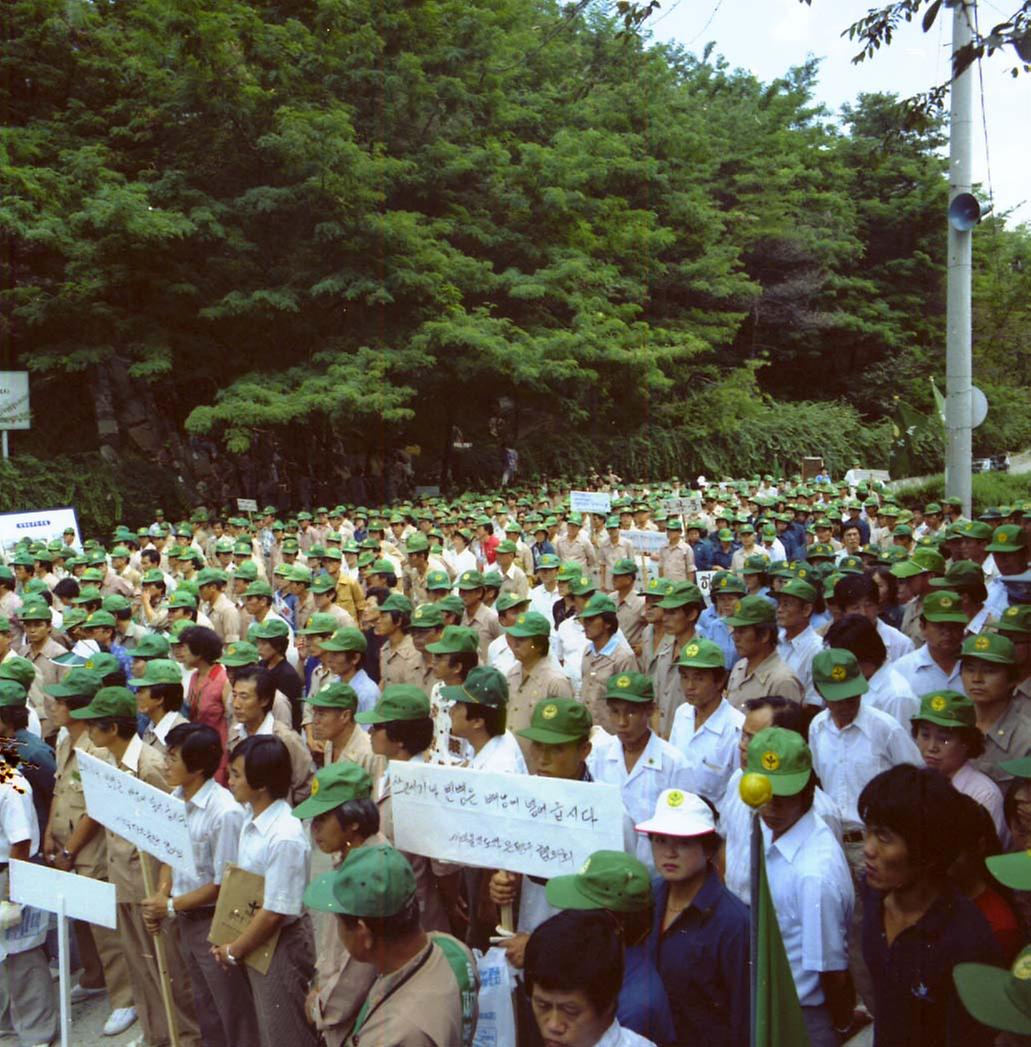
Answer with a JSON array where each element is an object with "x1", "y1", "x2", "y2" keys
[
  {"x1": 711, "y1": 545, "x2": 736, "y2": 570},
  {"x1": 618, "y1": 941, "x2": 677, "y2": 1046},
  {"x1": 689, "y1": 539, "x2": 714, "y2": 572},
  {"x1": 648, "y1": 870, "x2": 750, "y2": 1047},
  {"x1": 697, "y1": 608, "x2": 738, "y2": 670},
  {"x1": 861, "y1": 880, "x2": 1000, "y2": 1047},
  {"x1": 348, "y1": 669, "x2": 381, "y2": 721}
]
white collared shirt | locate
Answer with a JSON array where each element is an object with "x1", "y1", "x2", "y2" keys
[
  {"x1": 892, "y1": 644, "x2": 965, "y2": 697},
  {"x1": 763, "y1": 810, "x2": 853, "y2": 1007},
  {"x1": 230, "y1": 710, "x2": 276, "y2": 746},
  {"x1": 0, "y1": 772, "x2": 38, "y2": 860},
  {"x1": 119, "y1": 733, "x2": 144, "y2": 775},
  {"x1": 864, "y1": 663, "x2": 919, "y2": 728},
  {"x1": 595, "y1": 1019, "x2": 657, "y2": 1047},
  {"x1": 237, "y1": 799, "x2": 310, "y2": 915},
  {"x1": 809, "y1": 703, "x2": 922, "y2": 829},
  {"x1": 486, "y1": 632, "x2": 517, "y2": 677},
  {"x1": 951, "y1": 761, "x2": 1007, "y2": 843},
  {"x1": 876, "y1": 618, "x2": 915, "y2": 664},
  {"x1": 588, "y1": 731, "x2": 690, "y2": 869},
  {"x1": 171, "y1": 778, "x2": 246, "y2": 897},
  {"x1": 778, "y1": 625, "x2": 824, "y2": 705},
  {"x1": 668, "y1": 699, "x2": 743, "y2": 803},
  {"x1": 467, "y1": 731, "x2": 528, "y2": 775},
  {"x1": 529, "y1": 584, "x2": 561, "y2": 622}
]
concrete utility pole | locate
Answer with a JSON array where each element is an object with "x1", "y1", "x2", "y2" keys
[{"x1": 945, "y1": 0, "x2": 974, "y2": 515}]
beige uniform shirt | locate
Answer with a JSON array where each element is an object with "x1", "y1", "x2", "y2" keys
[
  {"x1": 335, "y1": 576, "x2": 366, "y2": 623},
  {"x1": 462, "y1": 603, "x2": 502, "y2": 662},
  {"x1": 555, "y1": 535, "x2": 597, "y2": 570},
  {"x1": 900, "y1": 598, "x2": 925, "y2": 649},
  {"x1": 295, "y1": 594, "x2": 317, "y2": 633},
  {"x1": 325, "y1": 725, "x2": 385, "y2": 783},
  {"x1": 101, "y1": 570, "x2": 134, "y2": 598},
  {"x1": 50, "y1": 731, "x2": 109, "y2": 877},
  {"x1": 612, "y1": 591, "x2": 646, "y2": 650},
  {"x1": 380, "y1": 634, "x2": 425, "y2": 689},
  {"x1": 207, "y1": 591, "x2": 241, "y2": 643},
  {"x1": 652, "y1": 635, "x2": 688, "y2": 738},
  {"x1": 599, "y1": 537, "x2": 635, "y2": 588},
  {"x1": 581, "y1": 642, "x2": 638, "y2": 721},
  {"x1": 504, "y1": 658, "x2": 575, "y2": 738},
  {"x1": 498, "y1": 564, "x2": 529, "y2": 601},
  {"x1": 403, "y1": 566, "x2": 430, "y2": 607},
  {"x1": 22, "y1": 637, "x2": 66, "y2": 730},
  {"x1": 658, "y1": 541, "x2": 695, "y2": 581},
  {"x1": 726, "y1": 652, "x2": 804, "y2": 711}
]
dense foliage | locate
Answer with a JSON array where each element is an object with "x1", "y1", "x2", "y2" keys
[{"x1": 2, "y1": 0, "x2": 1028, "y2": 493}]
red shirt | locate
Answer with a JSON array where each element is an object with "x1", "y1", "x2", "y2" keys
[
  {"x1": 481, "y1": 534, "x2": 500, "y2": 564},
  {"x1": 974, "y1": 887, "x2": 1022, "y2": 963},
  {"x1": 187, "y1": 663, "x2": 229, "y2": 782}
]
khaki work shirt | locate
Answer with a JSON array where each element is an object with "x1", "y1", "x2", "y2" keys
[
  {"x1": 462, "y1": 603, "x2": 502, "y2": 662},
  {"x1": 380, "y1": 633, "x2": 425, "y2": 689},
  {"x1": 207, "y1": 591, "x2": 241, "y2": 643},
  {"x1": 505, "y1": 658, "x2": 575, "y2": 737},
  {"x1": 726, "y1": 652, "x2": 804, "y2": 711},
  {"x1": 658, "y1": 541, "x2": 695, "y2": 581},
  {"x1": 612, "y1": 591, "x2": 646, "y2": 651},
  {"x1": 325, "y1": 725, "x2": 385, "y2": 783},
  {"x1": 581, "y1": 641, "x2": 638, "y2": 720},
  {"x1": 50, "y1": 732, "x2": 109, "y2": 877}
]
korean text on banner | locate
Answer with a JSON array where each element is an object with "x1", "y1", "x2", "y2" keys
[
  {"x1": 0, "y1": 507, "x2": 80, "y2": 559},
  {"x1": 665, "y1": 496, "x2": 701, "y2": 515},
  {"x1": 570, "y1": 491, "x2": 612, "y2": 515},
  {"x1": 77, "y1": 750, "x2": 197, "y2": 876},
  {"x1": 237, "y1": 498, "x2": 258, "y2": 513},
  {"x1": 696, "y1": 570, "x2": 715, "y2": 606},
  {"x1": 621, "y1": 529, "x2": 668, "y2": 554},
  {"x1": 9, "y1": 861, "x2": 117, "y2": 930},
  {"x1": 390, "y1": 762, "x2": 624, "y2": 878}
]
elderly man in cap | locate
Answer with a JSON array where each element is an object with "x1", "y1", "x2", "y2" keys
[
  {"x1": 609, "y1": 558, "x2": 645, "y2": 654},
  {"x1": 580, "y1": 592, "x2": 638, "y2": 721},
  {"x1": 456, "y1": 570, "x2": 501, "y2": 661},
  {"x1": 774, "y1": 577, "x2": 823, "y2": 705},
  {"x1": 309, "y1": 681, "x2": 383, "y2": 780},
  {"x1": 197, "y1": 567, "x2": 240, "y2": 643},
  {"x1": 984, "y1": 523, "x2": 1029, "y2": 618},
  {"x1": 724, "y1": 595, "x2": 803, "y2": 710},
  {"x1": 893, "y1": 590, "x2": 968, "y2": 697},
  {"x1": 503, "y1": 610, "x2": 573, "y2": 743},
  {"x1": 599, "y1": 517, "x2": 635, "y2": 591}
]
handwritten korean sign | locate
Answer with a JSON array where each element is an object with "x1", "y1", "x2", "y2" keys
[{"x1": 569, "y1": 491, "x2": 612, "y2": 515}]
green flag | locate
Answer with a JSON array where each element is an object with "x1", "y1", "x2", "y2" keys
[
  {"x1": 930, "y1": 377, "x2": 947, "y2": 424},
  {"x1": 888, "y1": 396, "x2": 933, "y2": 479},
  {"x1": 751, "y1": 814, "x2": 811, "y2": 1047}
]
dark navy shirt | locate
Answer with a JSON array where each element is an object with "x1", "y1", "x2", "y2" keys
[
  {"x1": 861, "y1": 879, "x2": 1001, "y2": 1047},
  {"x1": 711, "y1": 545, "x2": 737, "y2": 570},
  {"x1": 689, "y1": 539, "x2": 714, "y2": 572},
  {"x1": 12, "y1": 729, "x2": 56, "y2": 836},
  {"x1": 618, "y1": 941, "x2": 677, "y2": 1046},
  {"x1": 648, "y1": 870, "x2": 750, "y2": 1047}
]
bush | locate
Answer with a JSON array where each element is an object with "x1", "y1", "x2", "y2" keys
[{"x1": 891, "y1": 471, "x2": 1030, "y2": 513}]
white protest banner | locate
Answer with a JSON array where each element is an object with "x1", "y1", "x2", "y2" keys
[
  {"x1": 0, "y1": 507, "x2": 80, "y2": 559},
  {"x1": 390, "y1": 762, "x2": 624, "y2": 878},
  {"x1": 570, "y1": 490, "x2": 611, "y2": 515},
  {"x1": 237, "y1": 498, "x2": 258, "y2": 513},
  {"x1": 665, "y1": 495, "x2": 701, "y2": 515},
  {"x1": 78, "y1": 750, "x2": 197, "y2": 876},
  {"x1": 9, "y1": 861, "x2": 117, "y2": 929},
  {"x1": 0, "y1": 371, "x2": 31, "y2": 430},
  {"x1": 621, "y1": 528, "x2": 668, "y2": 554},
  {"x1": 696, "y1": 570, "x2": 715, "y2": 606}
]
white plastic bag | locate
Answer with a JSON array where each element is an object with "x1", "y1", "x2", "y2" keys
[{"x1": 472, "y1": 946, "x2": 517, "y2": 1047}]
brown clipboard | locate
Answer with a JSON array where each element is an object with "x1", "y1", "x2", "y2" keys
[{"x1": 207, "y1": 863, "x2": 281, "y2": 975}]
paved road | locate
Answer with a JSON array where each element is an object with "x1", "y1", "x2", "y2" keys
[{"x1": 47, "y1": 987, "x2": 139, "y2": 1047}]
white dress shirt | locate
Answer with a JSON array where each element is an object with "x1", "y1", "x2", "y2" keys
[
  {"x1": 595, "y1": 1020, "x2": 657, "y2": 1047},
  {"x1": 171, "y1": 777, "x2": 246, "y2": 897},
  {"x1": 892, "y1": 645, "x2": 965, "y2": 698},
  {"x1": 668, "y1": 699, "x2": 743, "y2": 803},
  {"x1": 467, "y1": 731, "x2": 528, "y2": 775},
  {"x1": 863, "y1": 663, "x2": 919, "y2": 728},
  {"x1": 809, "y1": 703, "x2": 922, "y2": 830},
  {"x1": 529, "y1": 584, "x2": 562, "y2": 622},
  {"x1": 876, "y1": 618, "x2": 915, "y2": 664},
  {"x1": 486, "y1": 633, "x2": 517, "y2": 677},
  {"x1": 951, "y1": 761, "x2": 1007, "y2": 843},
  {"x1": 0, "y1": 772, "x2": 38, "y2": 860},
  {"x1": 763, "y1": 810, "x2": 853, "y2": 1007},
  {"x1": 236, "y1": 798, "x2": 311, "y2": 916},
  {"x1": 778, "y1": 626, "x2": 824, "y2": 705}
]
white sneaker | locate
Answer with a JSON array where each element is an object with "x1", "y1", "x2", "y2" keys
[
  {"x1": 70, "y1": 982, "x2": 105, "y2": 1003},
  {"x1": 103, "y1": 1007, "x2": 137, "y2": 1037}
]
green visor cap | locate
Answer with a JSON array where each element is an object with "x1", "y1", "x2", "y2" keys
[
  {"x1": 929, "y1": 560, "x2": 984, "y2": 590},
  {"x1": 505, "y1": 611, "x2": 551, "y2": 638},
  {"x1": 578, "y1": 593, "x2": 615, "y2": 618},
  {"x1": 986, "y1": 850, "x2": 1031, "y2": 891},
  {"x1": 954, "y1": 946, "x2": 1031, "y2": 1036},
  {"x1": 610, "y1": 558, "x2": 638, "y2": 577},
  {"x1": 303, "y1": 844, "x2": 416, "y2": 918},
  {"x1": 960, "y1": 631, "x2": 1016, "y2": 664},
  {"x1": 556, "y1": 563, "x2": 583, "y2": 583},
  {"x1": 437, "y1": 595, "x2": 465, "y2": 616},
  {"x1": 568, "y1": 573, "x2": 596, "y2": 597},
  {"x1": 746, "y1": 726, "x2": 813, "y2": 796},
  {"x1": 741, "y1": 554, "x2": 770, "y2": 575},
  {"x1": 425, "y1": 625, "x2": 478, "y2": 655},
  {"x1": 128, "y1": 659, "x2": 183, "y2": 687},
  {"x1": 911, "y1": 690, "x2": 975, "y2": 728},
  {"x1": 722, "y1": 594, "x2": 776, "y2": 627},
  {"x1": 308, "y1": 682, "x2": 359, "y2": 711},
  {"x1": 44, "y1": 667, "x2": 104, "y2": 699},
  {"x1": 18, "y1": 601, "x2": 52, "y2": 622},
  {"x1": 219, "y1": 641, "x2": 261, "y2": 667},
  {"x1": 410, "y1": 603, "x2": 445, "y2": 629},
  {"x1": 354, "y1": 685, "x2": 430, "y2": 725},
  {"x1": 244, "y1": 581, "x2": 274, "y2": 598},
  {"x1": 70, "y1": 686, "x2": 137, "y2": 720},
  {"x1": 604, "y1": 671, "x2": 654, "y2": 704},
  {"x1": 920, "y1": 591, "x2": 968, "y2": 623},
  {"x1": 441, "y1": 665, "x2": 508, "y2": 709},
  {"x1": 774, "y1": 578, "x2": 817, "y2": 603},
  {"x1": 545, "y1": 850, "x2": 652, "y2": 913},
  {"x1": 379, "y1": 593, "x2": 413, "y2": 616},
  {"x1": 251, "y1": 617, "x2": 289, "y2": 640},
  {"x1": 710, "y1": 571, "x2": 747, "y2": 596},
  {"x1": 101, "y1": 595, "x2": 132, "y2": 614},
  {"x1": 292, "y1": 762, "x2": 373, "y2": 820},
  {"x1": 998, "y1": 604, "x2": 1031, "y2": 635},
  {"x1": 676, "y1": 638, "x2": 725, "y2": 670},
  {"x1": 234, "y1": 562, "x2": 259, "y2": 582},
  {"x1": 425, "y1": 570, "x2": 452, "y2": 591},
  {"x1": 812, "y1": 648, "x2": 869, "y2": 701},
  {"x1": 84, "y1": 610, "x2": 117, "y2": 628},
  {"x1": 0, "y1": 658, "x2": 35, "y2": 690},
  {"x1": 318, "y1": 628, "x2": 368, "y2": 653},
  {"x1": 133, "y1": 633, "x2": 171, "y2": 659},
  {"x1": 536, "y1": 554, "x2": 561, "y2": 571},
  {"x1": 658, "y1": 581, "x2": 704, "y2": 609},
  {"x1": 495, "y1": 592, "x2": 530, "y2": 614},
  {"x1": 890, "y1": 560, "x2": 926, "y2": 580},
  {"x1": 456, "y1": 570, "x2": 484, "y2": 590},
  {"x1": 299, "y1": 612, "x2": 339, "y2": 636},
  {"x1": 986, "y1": 524, "x2": 1027, "y2": 553},
  {"x1": 195, "y1": 568, "x2": 229, "y2": 587},
  {"x1": 517, "y1": 698, "x2": 592, "y2": 744},
  {"x1": 0, "y1": 680, "x2": 28, "y2": 708}
]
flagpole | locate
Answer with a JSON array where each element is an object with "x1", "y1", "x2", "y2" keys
[{"x1": 750, "y1": 810, "x2": 760, "y2": 1047}]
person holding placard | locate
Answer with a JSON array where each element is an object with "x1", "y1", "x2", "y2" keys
[
  {"x1": 72, "y1": 685, "x2": 202, "y2": 1047},
  {"x1": 215, "y1": 734, "x2": 317, "y2": 1047},
  {"x1": 141, "y1": 723, "x2": 257, "y2": 1047}
]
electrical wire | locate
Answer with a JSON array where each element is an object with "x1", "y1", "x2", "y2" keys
[{"x1": 971, "y1": 1, "x2": 997, "y2": 226}]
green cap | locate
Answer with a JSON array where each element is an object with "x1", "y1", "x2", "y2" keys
[
  {"x1": 746, "y1": 726, "x2": 813, "y2": 796},
  {"x1": 219, "y1": 641, "x2": 260, "y2": 667},
  {"x1": 774, "y1": 578, "x2": 817, "y2": 603},
  {"x1": 101, "y1": 595, "x2": 132, "y2": 615},
  {"x1": 960, "y1": 631, "x2": 1016, "y2": 664},
  {"x1": 251, "y1": 617, "x2": 289, "y2": 640},
  {"x1": 495, "y1": 540, "x2": 517, "y2": 555},
  {"x1": 244, "y1": 581, "x2": 274, "y2": 598},
  {"x1": 890, "y1": 559, "x2": 926, "y2": 580},
  {"x1": 911, "y1": 690, "x2": 975, "y2": 728},
  {"x1": 536, "y1": 554, "x2": 561, "y2": 570},
  {"x1": 578, "y1": 592, "x2": 616, "y2": 618},
  {"x1": 812, "y1": 648, "x2": 870, "y2": 701},
  {"x1": 165, "y1": 590, "x2": 196, "y2": 611},
  {"x1": 505, "y1": 610, "x2": 551, "y2": 638},
  {"x1": 722, "y1": 594, "x2": 776, "y2": 627},
  {"x1": 84, "y1": 610, "x2": 117, "y2": 628},
  {"x1": 604, "y1": 671, "x2": 654, "y2": 704},
  {"x1": 354, "y1": 685, "x2": 430, "y2": 725},
  {"x1": 425, "y1": 570, "x2": 452, "y2": 591},
  {"x1": 611, "y1": 558, "x2": 638, "y2": 576},
  {"x1": 308, "y1": 682, "x2": 359, "y2": 711},
  {"x1": 318, "y1": 628, "x2": 368, "y2": 653},
  {"x1": 133, "y1": 633, "x2": 171, "y2": 659},
  {"x1": 998, "y1": 604, "x2": 1031, "y2": 636},
  {"x1": 986, "y1": 524, "x2": 1026, "y2": 553},
  {"x1": 70, "y1": 686, "x2": 137, "y2": 720},
  {"x1": 910, "y1": 547, "x2": 947, "y2": 574},
  {"x1": 456, "y1": 570, "x2": 484, "y2": 590},
  {"x1": 437, "y1": 594, "x2": 465, "y2": 617},
  {"x1": 517, "y1": 698, "x2": 592, "y2": 744},
  {"x1": 676, "y1": 637, "x2": 725, "y2": 670},
  {"x1": 0, "y1": 680, "x2": 27, "y2": 708},
  {"x1": 568, "y1": 573, "x2": 597, "y2": 597},
  {"x1": 495, "y1": 592, "x2": 530, "y2": 614},
  {"x1": 195, "y1": 567, "x2": 229, "y2": 587},
  {"x1": 128, "y1": 659, "x2": 183, "y2": 686},
  {"x1": 234, "y1": 561, "x2": 259, "y2": 582},
  {"x1": 929, "y1": 560, "x2": 985, "y2": 590},
  {"x1": 17, "y1": 600, "x2": 52, "y2": 622},
  {"x1": 44, "y1": 667, "x2": 103, "y2": 699},
  {"x1": 987, "y1": 849, "x2": 1031, "y2": 891},
  {"x1": 710, "y1": 571, "x2": 747, "y2": 596},
  {"x1": 0, "y1": 657, "x2": 35, "y2": 691},
  {"x1": 303, "y1": 844, "x2": 416, "y2": 918},
  {"x1": 410, "y1": 603, "x2": 445, "y2": 629},
  {"x1": 742, "y1": 554, "x2": 771, "y2": 575},
  {"x1": 426, "y1": 625, "x2": 478, "y2": 656},
  {"x1": 658, "y1": 581, "x2": 704, "y2": 609},
  {"x1": 920, "y1": 590, "x2": 968, "y2": 623},
  {"x1": 299, "y1": 612, "x2": 339, "y2": 636},
  {"x1": 292, "y1": 762, "x2": 373, "y2": 820},
  {"x1": 953, "y1": 945, "x2": 1031, "y2": 1035},
  {"x1": 379, "y1": 593, "x2": 413, "y2": 616},
  {"x1": 557, "y1": 562, "x2": 583, "y2": 583},
  {"x1": 545, "y1": 851, "x2": 652, "y2": 913},
  {"x1": 441, "y1": 665, "x2": 509, "y2": 708}
]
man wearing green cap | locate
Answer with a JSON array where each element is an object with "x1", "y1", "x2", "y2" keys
[
  {"x1": 724, "y1": 594, "x2": 804, "y2": 710},
  {"x1": 494, "y1": 539, "x2": 529, "y2": 601},
  {"x1": 316, "y1": 628, "x2": 380, "y2": 722},
  {"x1": 657, "y1": 519, "x2": 695, "y2": 582},
  {"x1": 984, "y1": 523, "x2": 1029, "y2": 619},
  {"x1": 955, "y1": 945, "x2": 1031, "y2": 1039},
  {"x1": 131, "y1": 658, "x2": 189, "y2": 753},
  {"x1": 17, "y1": 599, "x2": 66, "y2": 735},
  {"x1": 773, "y1": 577, "x2": 823, "y2": 705},
  {"x1": 528, "y1": 553, "x2": 562, "y2": 622},
  {"x1": 304, "y1": 844, "x2": 478, "y2": 1046},
  {"x1": 609, "y1": 558, "x2": 645, "y2": 655},
  {"x1": 599, "y1": 518, "x2": 634, "y2": 592},
  {"x1": 445, "y1": 665, "x2": 527, "y2": 774},
  {"x1": 580, "y1": 593, "x2": 638, "y2": 720},
  {"x1": 457, "y1": 570, "x2": 501, "y2": 662},
  {"x1": 503, "y1": 611, "x2": 573, "y2": 746},
  {"x1": 555, "y1": 515, "x2": 597, "y2": 575},
  {"x1": 997, "y1": 603, "x2": 1031, "y2": 704},
  {"x1": 893, "y1": 589, "x2": 968, "y2": 698},
  {"x1": 375, "y1": 594, "x2": 423, "y2": 690},
  {"x1": 746, "y1": 726, "x2": 855, "y2": 1044},
  {"x1": 197, "y1": 568, "x2": 241, "y2": 644},
  {"x1": 309, "y1": 682, "x2": 383, "y2": 781}
]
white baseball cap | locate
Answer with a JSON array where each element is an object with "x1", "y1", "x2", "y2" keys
[{"x1": 635, "y1": 788, "x2": 717, "y2": 838}]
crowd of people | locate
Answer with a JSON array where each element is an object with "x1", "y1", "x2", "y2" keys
[{"x1": 0, "y1": 473, "x2": 1030, "y2": 1047}]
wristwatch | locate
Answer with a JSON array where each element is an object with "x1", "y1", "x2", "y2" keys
[
  {"x1": 166, "y1": 897, "x2": 177, "y2": 919},
  {"x1": 225, "y1": 946, "x2": 239, "y2": 966},
  {"x1": 61, "y1": 848, "x2": 74, "y2": 862}
]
